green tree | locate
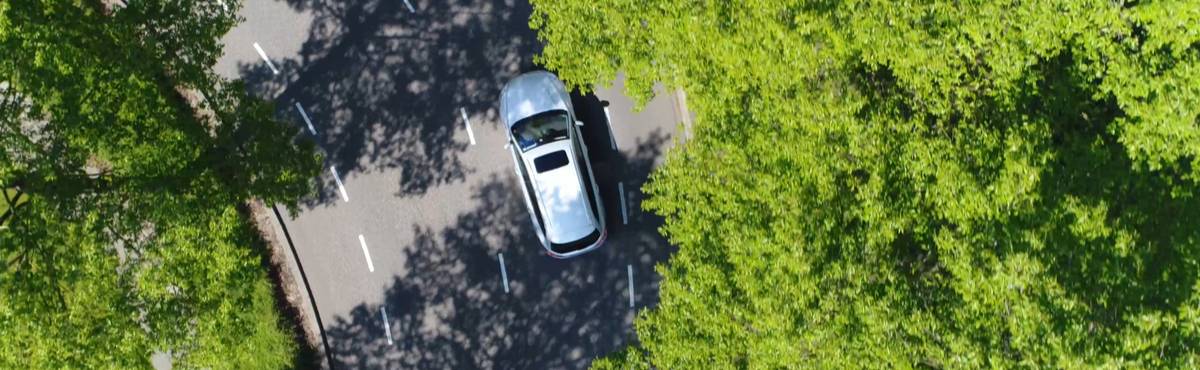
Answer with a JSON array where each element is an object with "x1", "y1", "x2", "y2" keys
[
  {"x1": 0, "y1": 0, "x2": 318, "y2": 367},
  {"x1": 532, "y1": 0, "x2": 1200, "y2": 367}
]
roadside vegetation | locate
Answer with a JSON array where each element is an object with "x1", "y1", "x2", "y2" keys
[
  {"x1": 532, "y1": 0, "x2": 1200, "y2": 367},
  {"x1": 0, "y1": 1, "x2": 319, "y2": 368}
]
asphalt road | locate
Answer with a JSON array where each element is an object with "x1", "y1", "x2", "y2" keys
[{"x1": 216, "y1": 0, "x2": 685, "y2": 368}]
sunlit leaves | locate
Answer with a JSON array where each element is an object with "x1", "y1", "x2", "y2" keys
[
  {"x1": 0, "y1": 0, "x2": 314, "y2": 367},
  {"x1": 532, "y1": 0, "x2": 1200, "y2": 367}
]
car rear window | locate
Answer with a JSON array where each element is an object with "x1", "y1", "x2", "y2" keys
[{"x1": 534, "y1": 150, "x2": 569, "y2": 173}]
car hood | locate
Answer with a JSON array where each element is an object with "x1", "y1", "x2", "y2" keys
[
  {"x1": 501, "y1": 71, "x2": 571, "y2": 128},
  {"x1": 524, "y1": 141, "x2": 595, "y2": 244}
]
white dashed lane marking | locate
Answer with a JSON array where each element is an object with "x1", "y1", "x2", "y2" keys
[
  {"x1": 295, "y1": 103, "x2": 317, "y2": 135},
  {"x1": 402, "y1": 0, "x2": 415, "y2": 12},
  {"x1": 358, "y1": 234, "x2": 375, "y2": 272},
  {"x1": 381, "y1": 306, "x2": 394, "y2": 345},
  {"x1": 252, "y1": 42, "x2": 280, "y2": 75},
  {"x1": 619, "y1": 182, "x2": 628, "y2": 225},
  {"x1": 498, "y1": 253, "x2": 510, "y2": 294},
  {"x1": 460, "y1": 108, "x2": 476, "y2": 146},
  {"x1": 627, "y1": 264, "x2": 635, "y2": 308},
  {"x1": 330, "y1": 166, "x2": 349, "y2": 202}
]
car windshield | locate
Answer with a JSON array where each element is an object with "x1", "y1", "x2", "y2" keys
[{"x1": 512, "y1": 111, "x2": 569, "y2": 151}]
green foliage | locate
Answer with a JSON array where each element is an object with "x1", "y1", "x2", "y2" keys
[
  {"x1": 0, "y1": 188, "x2": 24, "y2": 224},
  {"x1": 0, "y1": 0, "x2": 316, "y2": 368},
  {"x1": 531, "y1": 0, "x2": 1200, "y2": 368}
]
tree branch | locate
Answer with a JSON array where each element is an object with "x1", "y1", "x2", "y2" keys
[
  {"x1": 0, "y1": 191, "x2": 23, "y2": 225},
  {"x1": 6, "y1": 248, "x2": 29, "y2": 271}
]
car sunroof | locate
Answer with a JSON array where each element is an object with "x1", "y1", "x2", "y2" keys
[{"x1": 533, "y1": 150, "x2": 569, "y2": 173}]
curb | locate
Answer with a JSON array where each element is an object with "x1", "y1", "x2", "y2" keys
[{"x1": 253, "y1": 201, "x2": 335, "y2": 369}]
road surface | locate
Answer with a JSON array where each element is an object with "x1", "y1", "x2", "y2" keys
[{"x1": 216, "y1": 0, "x2": 686, "y2": 368}]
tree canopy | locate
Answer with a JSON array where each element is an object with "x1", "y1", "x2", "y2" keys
[
  {"x1": 0, "y1": 0, "x2": 319, "y2": 367},
  {"x1": 531, "y1": 0, "x2": 1200, "y2": 367}
]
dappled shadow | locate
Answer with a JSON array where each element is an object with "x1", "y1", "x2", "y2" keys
[
  {"x1": 1022, "y1": 56, "x2": 1200, "y2": 344},
  {"x1": 964, "y1": 52, "x2": 1200, "y2": 348},
  {"x1": 235, "y1": 0, "x2": 541, "y2": 207},
  {"x1": 322, "y1": 117, "x2": 674, "y2": 368},
  {"x1": 869, "y1": 50, "x2": 1200, "y2": 354},
  {"x1": 225, "y1": 0, "x2": 684, "y2": 363},
  {"x1": 1033, "y1": 129, "x2": 1200, "y2": 339}
]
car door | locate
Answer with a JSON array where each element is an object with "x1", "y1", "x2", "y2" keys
[
  {"x1": 570, "y1": 116, "x2": 605, "y2": 226},
  {"x1": 509, "y1": 142, "x2": 550, "y2": 247}
]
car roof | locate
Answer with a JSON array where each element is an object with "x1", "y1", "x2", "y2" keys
[
  {"x1": 500, "y1": 71, "x2": 571, "y2": 129},
  {"x1": 522, "y1": 140, "x2": 596, "y2": 244}
]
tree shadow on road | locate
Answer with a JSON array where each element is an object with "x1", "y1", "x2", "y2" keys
[
  {"x1": 225, "y1": 0, "x2": 686, "y2": 365},
  {"x1": 235, "y1": 0, "x2": 541, "y2": 208},
  {"x1": 321, "y1": 127, "x2": 674, "y2": 369}
]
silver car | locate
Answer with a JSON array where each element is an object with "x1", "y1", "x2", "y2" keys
[{"x1": 500, "y1": 71, "x2": 607, "y2": 258}]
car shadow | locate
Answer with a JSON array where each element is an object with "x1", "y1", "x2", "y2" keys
[{"x1": 570, "y1": 91, "x2": 674, "y2": 238}]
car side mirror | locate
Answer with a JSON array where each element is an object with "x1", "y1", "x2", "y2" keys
[{"x1": 575, "y1": 120, "x2": 584, "y2": 127}]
